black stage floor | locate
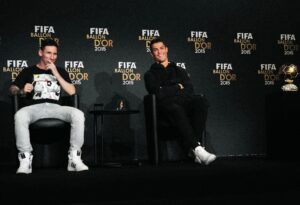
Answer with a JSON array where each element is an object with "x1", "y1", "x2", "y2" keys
[{"x1": 1, "y1": 157, "x2": 300, "y2": 204}]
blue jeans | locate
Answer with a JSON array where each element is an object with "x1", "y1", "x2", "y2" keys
[{"x1": 14, "y1": 103, "x2": 85, "y2": 153}]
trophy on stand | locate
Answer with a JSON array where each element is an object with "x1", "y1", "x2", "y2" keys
[{"x1": 279, "y1": 64, "x2": 299, "y2": 92}]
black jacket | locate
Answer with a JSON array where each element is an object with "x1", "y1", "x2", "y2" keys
[{"x1": 144, "y1": 62, "x2": 194, "y2": 105}]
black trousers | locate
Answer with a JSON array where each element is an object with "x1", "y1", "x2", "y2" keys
[{"x1": 158, "y1": 95, "x2": 208, "y2": 153}]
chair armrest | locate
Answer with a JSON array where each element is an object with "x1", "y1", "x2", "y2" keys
[
  {"x1": 11, "y1": 94, "x2": 29, "y2": 114},
  {"x1": 194, "y1": 93, "x2": 210, "y2": 108},
  {"x1": 61, "y1": 94, "x2": 79, "y2": 108},
  {"x1": 12, "y1": 94, "x2": 20, "y2": 114},
  {"x1": 12, "y1": 94, "x2": 79, "y2": 114}
]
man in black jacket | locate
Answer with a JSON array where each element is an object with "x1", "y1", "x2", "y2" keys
[{"x1": 144, "y1": 38, "x2": 216, "y2": 165}]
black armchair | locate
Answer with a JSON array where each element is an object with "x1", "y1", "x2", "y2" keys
[
  {"x1": 12, "y1": 94, "x2": 79, "y2": 167},
  {"x1": 143, "y1": 94, "x2": 208, "y2": 165}
]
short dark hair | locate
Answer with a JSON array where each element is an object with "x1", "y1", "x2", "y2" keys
[
  {"x1": 40, "y1": 38, "x2": 58, "y2": 50},
  {"x1": 150, "y1": 38, "x2": 167, "y2": 52}
]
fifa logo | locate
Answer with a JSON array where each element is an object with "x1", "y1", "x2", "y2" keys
[
  {"x1": 278, "y1": 34, "x2": 298, "y2": 55},
  {"x1": 3, "y1": 60, "x2": 28, "y2": 81},
  {"x1": 176, "y1": 63, "x2": 186, "y2": 69},
  {"x1": 187, "y1": 31, "x2": 211, "y2": 54},
  {"x1": 213, "y1": 63, "x2": 237, "y2": 86},
  {"x1": 64, "y1": 61, "x2": 88, "y2": 85},
  {"x1": 31, "y1": 25, "x2": 55, "y2": 38},
  {"x1": 86, "y1": 27, "x2": 113, "y2": 52},
  {"x1": 138, "y1": 29, "x2": 160, "y2": 52},
  {"x1": 258, "y1": 64, "x2": 279, "y2": 85},
  {"x1": 34, "y1": 26, "x2": 55, "y2": 33},
  {"x1": 114, "y1": 62, "x2": 141, "y2": 85},
  {"x1": 30, "y1": 25, "x2": 59, "y2": 47},
  {"x1": 234, "y1": 32, "x2": 256, "y2": 54},
  {"x1": 7, "y1": 60, "x2": 28, "y2": 68}
]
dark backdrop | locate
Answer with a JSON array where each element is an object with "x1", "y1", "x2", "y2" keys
[{"x1": 0, "y1": 0, "x2": 299, "y2": 165}]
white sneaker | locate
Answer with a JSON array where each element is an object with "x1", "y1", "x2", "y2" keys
[
  {"x1": 16, "y1": 152, "x2": 33, "y2": 174},
  {"x1": 67, "y1": 150, "x2": 89, "y2": 172},
  {"x1": 193, "y1": 145, "x2": 216, "y2": 165}
]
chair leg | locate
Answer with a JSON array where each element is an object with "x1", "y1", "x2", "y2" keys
[{"x1": 202, "y1": 126, "x2": 207, "y2": 147}]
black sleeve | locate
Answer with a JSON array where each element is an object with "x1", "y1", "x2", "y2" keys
[
  {"x1": 144, "y1": 70, "x2": 180, "y2": 101},
  {"x1": 12, "y1": 68, "x2": 32, "y2": 89},
  {"x1": 58, "y1": 67, "x2": 72, "y2": 83},
  {"x1": 177, "y1": 67, "x2": 194, "y2": 96}
]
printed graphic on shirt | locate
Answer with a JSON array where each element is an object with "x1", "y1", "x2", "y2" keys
[{"x1": 33, "y1": 74, "x2": 60, "y2": 100}]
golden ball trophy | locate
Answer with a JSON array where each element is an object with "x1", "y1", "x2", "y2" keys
[{"x1": 279, "y1": 64, "x2": 299, "y2": 92}]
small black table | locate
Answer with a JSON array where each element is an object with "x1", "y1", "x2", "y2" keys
[{"x1": 89, "y1": 108, "x2": 140, "y2": 166}]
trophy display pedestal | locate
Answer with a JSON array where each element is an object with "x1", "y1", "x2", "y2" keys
[
  {"x1": 281, "y1": 83, "x2": 298, "y2": 92},
  {"x1": 265, "y1": 92, "x2": 300, "y2": 160}
]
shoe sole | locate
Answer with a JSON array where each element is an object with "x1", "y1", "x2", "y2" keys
[
  {"x1": 67, "y1": 166, "x2": 89, "y2": 172},
  {"x1": 203, "y1": 155, "x2": 216, "y2": 165},
  {"x1": 16, "y1": 170, "x2": 32, "y2": 174}
]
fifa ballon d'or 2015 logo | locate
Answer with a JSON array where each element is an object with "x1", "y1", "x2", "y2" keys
[
  {"x1": 213, "y1": 63, "x2": 237, "y2": 86},
  {"x1": 187, "y1": 31, "x2": 212, "y2": 54},
  {"x1": 2, "y1": 60, "x2": 28, "y2": 81},
  {"x1": 257, "y1": 64, "x2": 279, "y2": 86},
  {"x1": 234, "y1": 33, "x2": 256, "y2": 55},
  {"x1": 138, "y1": 29, "x2": 160, "y2": 52},
  {"x1": 64, "y1": 61, "x2": 89, "y2": 85},
  {"x1": 277, "y1": 34, "x2": 299, "y2": 56},
  {"x1": 86, "y1": 28, "x2": 113, "y2": 52},
  {"x1": 114, "y1": 62, "x2": 141, "y2": 86},
  {"x1": 30, "y1": 25, "x2": 59, "y2": 47}
]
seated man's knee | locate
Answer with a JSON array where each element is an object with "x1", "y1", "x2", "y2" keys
[
  {"x1": 71, "y1": 108, "x2": 85, "y2": 122},
  {"x1": 15, "y1": 109, "x2": 30, "y2": 123},
  {"x1": 161, "y1": 104, "x2": 187, "y2": 120}
]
